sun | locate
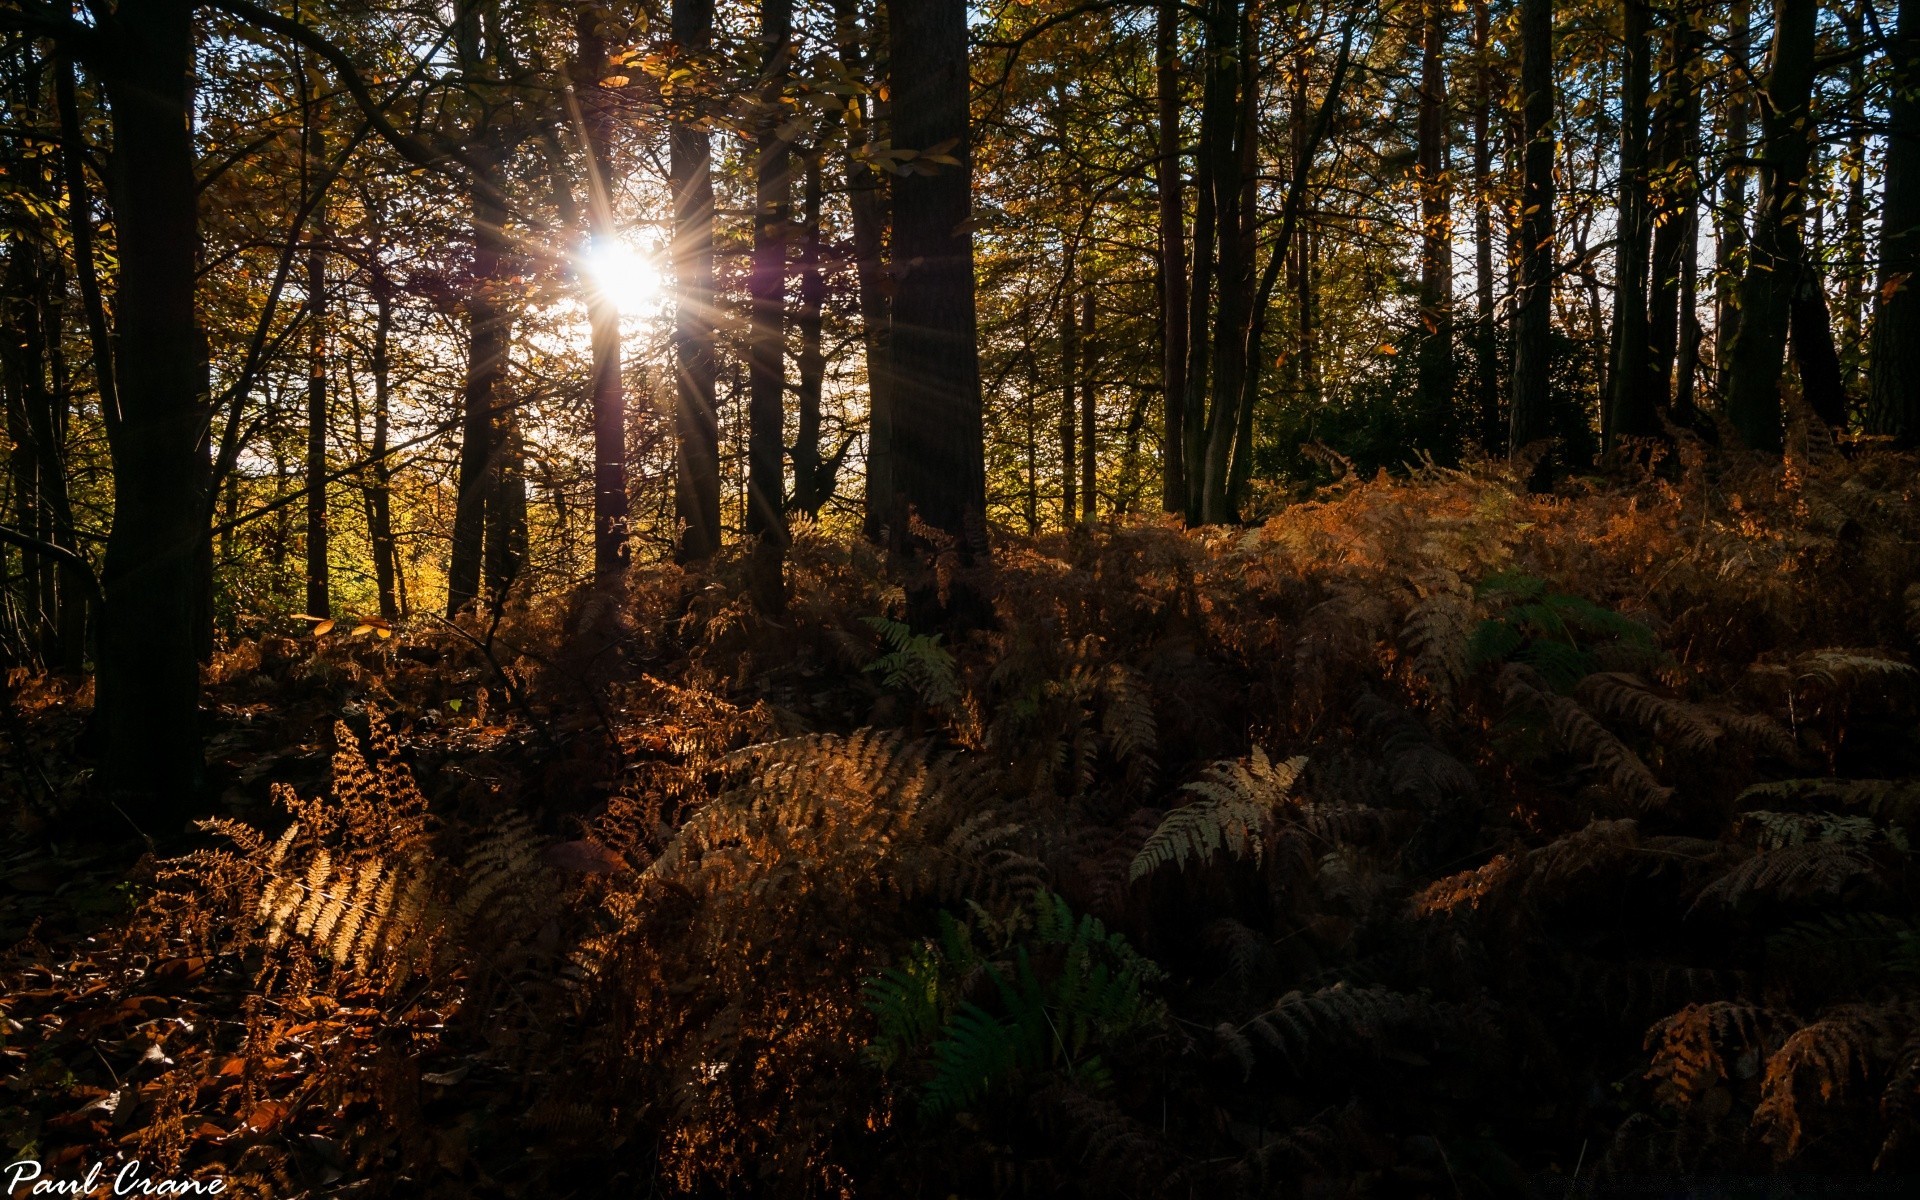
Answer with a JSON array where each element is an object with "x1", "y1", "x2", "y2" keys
[{"x1": 581, "y1": 239, "x2": 663, "y2": 313}]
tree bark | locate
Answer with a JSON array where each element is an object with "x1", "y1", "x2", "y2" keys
[
  {"x1": 1648, "y1": 2, "x2": 1702, "y2": 417},
  {"x1": 302, "y1": 76, "x2": 331, "y2": 618},
  {"x1": 671, "y1": 0, "x2": 721, "y2": 559},
  {"x1": 92, "y1": 0, "x2": 209, "y2": 822},
  {"x1": 747, "y1": 0, "x2": 791, "y2": 611},
  {"x1": 1716, "y1": 0, "x2": 1752, "y2": 394},
  {"x1": 1200, "y1": 0, "x2": 1254, "y2": 524},
  {"x1": 1723, "y1": 0, "x2": 1817, "y2": 452},
  {"x1": 1415, "y1": 0, "x2": 1456, "y2": 452},
  {"x1": 830, "y1": 0, "x2": 895, "y2": 543},
  {"x1": 1471, "y1": 0, "x2": 1500, "y2": 450},
  {"x1": 1060, "y1": 262, "x2": 1078, "y2": 525},
  {"x1": 887, "y1": 0, "x2": 986, "y2": 549},
  {"x1": 1509, "y1": 0, "x2": 1556, "y2": 483},
  {"x1": 1080, "y1": 287, "x2": 1097, "y2": 521},
  {"x1": 577, "y1": 14, "x2": 629, "y2": 584},
  {"x1": 1157, "y1": 0, "x2": 1187, "y2": 514},
  {"x1": 793, "y1": 156, "x2": 829, "y2": 520},
  {"x1": 368, "y1": 279, "x2": 399, "y2": 620},
  {"x1": 1869, "y1": 0, "x2": 1920, "y2": 441},
  {"x1": 1607, "y1": 0, "x2": 1655, "y2": 447},
  {"x1": 447, "y1": 146, "x2": 508, "y2": 614}
]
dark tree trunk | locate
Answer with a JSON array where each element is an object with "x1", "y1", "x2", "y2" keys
[
  {"x1": 577, "y1": 15, "x2": 629, "y2": 584},
  {"x1": 671, "y1": 0, "x2": 721, "y2": 560},
  {"x1": 1716, "y1": 0, "x2": 1752, "y2": 393},
  {"x1": 1180, "y1": 0, "x2": 1224, "y2": 523},
  {"x1": 1791, "y1": 272, "x2": 1847, "y2": 426},
  {"x1": 1415, "y1": 0, "x2": 1456, "y2": 451},
  {"x1": 1648, "y1": 2, "x2": 1702, "y2": 417},
  {"x1": 1869, "y1": 0, "x2": 1920, "y2": 441},
  {"x1": 887, "y1": 0, "x2": 986, "y2": 548},
  {"x1": 830, "y1": 0, "x2": 894, "y2": 542},
  {"x1": 93, "y1": 0, "x2": 209, "y2": 823},
  {"x1": 303, "y1": 227, "x2": 330, "y2": 618},
  {"x1": 1157, "y1": 0, "x2": 1187, "y2": 514},
  {"x1": 368, "y1": 281, "x2": 399, "y2": 619},
  {"x1": 1200, "y1": 0, "x2": 1254, "y2": 524},
  {"x1": 1080, "y1": 288, "x2": 1097, "y2": 521},
  {"x1": 747, "y1": 0, "x2": 791, "y2": 611},
  {"x1": 1471, "y1": 0, "x2": 1500, "y2": 450},
  {"x1": 1724, "y1": 0, "x2": 1817, "y2": 452},
  {"x1": 447, "y1": 151, "x2": 508, "y2": 614},
  {"x1": 1839, "y1": 14, "x2": 1868, "y2": 394},
  {"x1": 483, "y1": 410, "x2": 526, "y2": 603},
  {"x1": 1607, "y1": 0, "x2": 1655, "y2": 447},
  {"x1": 1509, "y1": 0, "x2": 1556, "y2": 483},
  {"x1": 793, "y1": 156, "x2": 829, "y2": 520},
  {"x1": 1059, "y1": 256, "x2": 1078, "y2": 525}
]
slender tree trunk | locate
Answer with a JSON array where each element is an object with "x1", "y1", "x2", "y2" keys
[
  {"x1": 1416, "y1": 0, "x2": 1456, "y2": 452},
  {"x1": 1080, "y1": 288, "x2": 1098, "y2": 520},
  {"x1": 1791, "y1": 269, "x2": 1847, "y2": 426},
  {"x1": 93, "y1": 0, "x2": 208, "y2": 821},
  {"x1": 1182, "y1": 0, "x2": 1226, "y2": 522},
  {"x1": 1157, "y1": 0, "x2": 1187, "y2": 514},
  {"x1": 484, "y1": 411, "x2": 526, "y2": 603},
  {"x1": 887, "y1": 0, "x2": 986, "y2": 550},
  {"x1": 447, "y1": 148, "x2": 508, "y2": 614},
  {"x1": 1059, "y1": 256, "x2": 1079, "y2": 525},
  {"x1": 1510, "y1": 0, "x2": 1556, "y2": 483},
  {"x1": 1839, "y1": 16, "x2": 1868, "y2": 393},
  {"x1": 1607, "y1": 0, "x2": 1655, "y2": 447},
  {"x1": 672, "y1": 0, "x2": 721, "y2": 559},
  {"x1": 1471, "y1": 0, "x2": 1500, "y2": 450},
  {"x1": 747, "y1": 0, "x2": 792, "y2": 611},
  {"x1": 830, "y1": 0, "x2": 895, "y2": 542},
  {"x1": 1724, "y1": 0, "x2": 1818, "y2": 451},
  {"x1": 303, "y1": 200, "x2": 331, "y2": 617},
  {"x1": 1716, "y1": 0, "x2": 1752, "y2": 393},
  {"x1": 1648, "y1": 2, "x2": 1702, "y2": 416},
  {"x1": 793, "y1": 157, "x2": 828, "y2": 519},
  {"x1": 577, "y1": 16, "x2": 629, "y2": 584},
  {"x1": 1201, "y1": 0, "x2": 1254, "y2": 523},
  {"x1": 1869, "y1": 0, "x2": 1920, "y2": 440},
  {"x1": 368, "y1": 282, "x2": 399, "y2": 619}
]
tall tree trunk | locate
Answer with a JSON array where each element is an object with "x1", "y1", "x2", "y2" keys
[
  {"x1": 672, "y1": 0, "x2": 721, "y2": 559},
  {"x1": 93, "y1": 0, "x2": 208, "y2": 821},
  {"x1": 1723, "y1": 0, "x2": 1817, "y2": 451},
  {"x1": 1837, "y1": 8, "x2": 1869, "y2": 394},
  {"x1": 368, "y1": 281, "x2": 399, "y2": 619},
  {"x1": 1181, "y1": 0, "x2": 1226, "y2": 522},
  {"x1": 831, "y1": 0, "x2": 894, "y2": 542},
  {"x1": 1471, "y1": 0, "x2": 1500, "y2": 450},
  {"x1": 1791, "y1": 269, "x2": 1847, "y2": 425},
  {"x1": 1716, "y1": 0, "x2": 1752, "y2": 393},
  {"x1": 1416, "y1": 0, "x2": 1456, "y2": 453},
  {"x1": 1648, "y1": 2, "x2": 1702, "y2": 417},
  {"x1": 1869, "y1": 0, "x2": 1920, "y2": 440},
  {"x1": 577, "y1": 15, "x2": 629, "y2": 584},
  {"x1": 484, "y1": 410, "x2": 526, "y2": 603},
  {"x1": 887, "y1": 0, "x2": 986, "y2": 550},
  {"x1": 747, "y1": 0, "x2": 791, "y2": 611},
  {"x1": 447, "y1": 148, "x2": 507, "y2": 614},
  {"x1": 1200, "y1": 0, "x2": 1254, "y2": 524},
  {"x1": 793, "y1": 156, "x2": 829, "y2": 519},
  {"x1": 1607, "y1": 0, "x2": 1655, "y2": 447},
  {"x1": 1059, "y1": 256, "x2": 1079, "y2": 525},
  {"x1": 304, "y1": 234, "x2": 329, "y2": 619},
  {"x1": 1509, "y1": 0, "x2": 1556, "y2": 483},
  {"x1": 1157, "y1": 0, "x2": 1187, "y2": 514},
  {"x1": 1080, "y1": 287, "x2": 1097, "y2": 521}
]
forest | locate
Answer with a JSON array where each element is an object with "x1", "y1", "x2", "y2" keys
[{"x1": 2, "y1": 0, "x2": 1920, "y2": 1194}]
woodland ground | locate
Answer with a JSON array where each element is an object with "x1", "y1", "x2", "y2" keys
[{"x1": 3, "y1": 427, "x2": 1920, "y2": 1199}]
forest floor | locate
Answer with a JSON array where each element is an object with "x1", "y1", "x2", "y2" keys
[{"x1": 4, "y1": 431, "x2": 1920, "y2": 1199}]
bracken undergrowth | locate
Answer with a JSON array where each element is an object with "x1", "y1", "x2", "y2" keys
[{"x1": 5, "y1": 430, "x2": 1920, "y2": 1197}]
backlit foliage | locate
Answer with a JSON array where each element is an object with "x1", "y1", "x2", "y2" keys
[{"x1": 6, "y1": 444, "x2": 1920, "y2": 1193}]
